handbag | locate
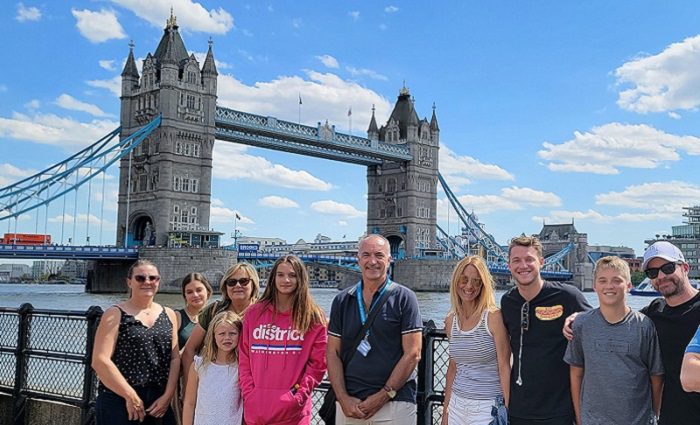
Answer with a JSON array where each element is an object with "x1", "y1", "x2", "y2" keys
[{"x1": 319, "y1": 282, "x2": 395, "y2": 425}]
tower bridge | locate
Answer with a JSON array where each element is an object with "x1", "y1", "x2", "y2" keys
[{"x1": 0, "y1": 13, "x2": 592, "y2": 292}]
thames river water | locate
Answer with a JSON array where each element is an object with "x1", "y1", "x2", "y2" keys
[{"x1": 0, "y1": 283, "x2": 654, "y2": 322}]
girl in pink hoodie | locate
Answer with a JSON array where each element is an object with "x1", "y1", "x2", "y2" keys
[{"x1": 239, "y1": 255, "x2": 328, "y2": 425}]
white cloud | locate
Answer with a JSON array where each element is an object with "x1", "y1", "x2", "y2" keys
[
  {"x1": 16, "y1": 3, "x2": 41, "y2": 22},
  {"x1": 0, "y1": 163, "x2": 37, "y2": 186},
  {"x1": 348, "y1": 11, "x2": 360, "y2": 21},
  {"x1": 258, "y1": 196, "x2": 299, "y2": 209},
  {"x1": 99, "y1": 60, "x2": 116, "y2": 71},
  {"x1": 532, "y1": 209, "x2": 677, "y2": 224},
  {"x1": 439, "y1": 144, "x2": 514, "y2": 190},
  {"x1": 47, "y1": 213, "x2": 111, "y2": 228},
  {"x1": 385, "y1": 6, "x2": 399, "y2": 13},
  {"x1": 0, "y1": 112, "x2": 118, "y2": 149},
  {"x1": 111, "y1": 0, "x2": 233, "y2": 34},
  {"x1": 310, "y1": 200, "x2": 365, "y2": 218},
  {"x1": 615, "y1": 34, "x2": 700, "y2": 113},
  {"x1": 216, "y1": 70, "x2": 392, "y2": 133},
  {"x1": 87, "y1": 76, "x2": 121, "y2": 97},
  {"x1": 668, "y1": 111, "x2": 681, "y2": 120},
  {"x1": 346, "y1": 66, "x2": 387, "y2": 81},
  {"x1": 317, "y1": 55, "x2": 340, "y2": 69},
  {"x1": 440, "y1": 186, "x2": 561, "y2": 216},
  {"x1": 55, "y1": 94, "x2": 110, "y2": 117},
  {"x1": 72, "y1": 9, "x2": 126, "y2": 43},
  {"x1": 292, "y1": 18, "x2": 302, "y2": 29},
  {"x1": 338, "y1": 220, "x2": 349, "y2": 226},
  {"x1": 0, "y1": 85, "x2": 7, "y2": 93},
  {"x1": 24, "y1": 99, "x2": 40, "y2": 110},
  {"x1": 595, "y1": 181, "x2": 700, "y2": 215},
  {"x1": 538, "y1": 122, "x2": 700, "y2": 174},
  {"x1": 213, "y1": 143, "x2": 333, "y2": 191},
  {"x1": 210, "y1": 198, "x2": 254, "y2": 224}
]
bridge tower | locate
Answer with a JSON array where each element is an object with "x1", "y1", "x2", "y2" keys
[
  {"x1": 538, "y1": 221, "x2": 593, "y2": 290},
  {"x1": 366, "y1": 87, "x2": 440, "y2": 258},
  {"x1": 116, "y1": 12, "x2": 218, "y2": 247}
]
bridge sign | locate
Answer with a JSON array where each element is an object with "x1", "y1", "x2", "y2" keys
[{"x1": 237, "y1": 243, "x2": 259, "y2": 253}]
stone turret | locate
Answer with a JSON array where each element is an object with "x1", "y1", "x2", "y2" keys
[
  {"x1": 116, "y1": 11, "x2": 218, "y2": 248},
  {"x1": 366, "y1": 85, "x2": 440, "y2": 258}
]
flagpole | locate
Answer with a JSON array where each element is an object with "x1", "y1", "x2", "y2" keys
[
  {"x1": 348, "y1": 107, "x2": 352, "y2": 135},
  {"x1": 298, "y1": 93, "x2": 302, "y2": 124}
]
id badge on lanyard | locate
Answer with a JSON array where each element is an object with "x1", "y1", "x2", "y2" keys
[{"x1": 355, "y1": 279, "x2": 390, "y2": 357}]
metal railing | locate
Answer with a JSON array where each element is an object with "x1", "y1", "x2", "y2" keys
[{"x1": 0, "y1": 305, "x2": 448, "y2": 425}]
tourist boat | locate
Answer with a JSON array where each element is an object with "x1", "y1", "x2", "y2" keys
[{"x1": 630, "y1": 279, "x2": 660, "y2": 297}]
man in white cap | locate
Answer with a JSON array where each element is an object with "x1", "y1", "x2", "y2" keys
[
  {"x1": 564, "y1": 240, "x2": 700, "y2": 424},
  {"x1": 639, "y1": 241, "x2": 700, "y2": 425}
]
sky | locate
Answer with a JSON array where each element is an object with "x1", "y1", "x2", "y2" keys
[{"x1": 1, "y1": 1, "x2": 700, "y2": 257}]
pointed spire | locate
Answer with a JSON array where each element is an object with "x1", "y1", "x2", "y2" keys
[
  {"x1": 368, "y1": 104, "x2": 379, "y2": 133},
  {"x1": 202, "y1": 37, "x2": 218, "y2": 75},
  {"x1": 430, "y1": 102, "x2": 440, "y2": 131},
  {"x1": 121, "y1": 40, "x2": 140, "y2": 78},
  {"x1": 166, "y1": 7, "x2": 177, "y2": 29}
]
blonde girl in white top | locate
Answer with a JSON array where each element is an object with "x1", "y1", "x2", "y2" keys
[{"x1": 182, "y1": 311, "x2": 243, "y2": 425}]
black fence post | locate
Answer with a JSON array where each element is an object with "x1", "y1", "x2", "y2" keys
[
  {"x1": 81, "y1": 306, "x2": 103, "y2": 425},
  {"x1": 12, "y1": 303, "x2": 33, "y2": 425},
  {"x1": 417, "y1": 320, "x2": 437, "y2": 425}
]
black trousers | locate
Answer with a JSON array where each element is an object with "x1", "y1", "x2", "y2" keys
[{"x1": 96, "y1": 386, "x2": 176, "y2": 425}]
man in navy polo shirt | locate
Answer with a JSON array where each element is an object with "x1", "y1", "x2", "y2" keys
[{"x1": 327, "y1": 234, "x2": 423, "y2": 424}]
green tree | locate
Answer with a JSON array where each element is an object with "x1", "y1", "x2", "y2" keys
[{"x1": 631, "y1": 271, "x2": 646, "y2": 286}]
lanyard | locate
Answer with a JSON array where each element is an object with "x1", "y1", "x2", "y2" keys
[{"x1": 356, "y1": 278, "x2": 391, "y2": 335}]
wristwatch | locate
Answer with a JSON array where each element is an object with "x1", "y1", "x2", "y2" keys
[{"x1": 383, "y1": 385, "x2": 396, "y2": 399}]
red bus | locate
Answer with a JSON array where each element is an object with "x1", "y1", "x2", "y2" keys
[{"x1": 1, "y1": 233, "x2": 52, "y2": 245}]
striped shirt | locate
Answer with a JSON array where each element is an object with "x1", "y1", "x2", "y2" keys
[{"x1": 448, "y1": 310, "x2": 502, "y2": 400}]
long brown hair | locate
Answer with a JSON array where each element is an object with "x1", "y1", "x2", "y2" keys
[{"x1": 259, "y1": 255, "x2": 325, "y2": 334}]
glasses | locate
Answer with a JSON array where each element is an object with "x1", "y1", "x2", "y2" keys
[
  {"x1": 133, "y1": 275, "x2": 160, "y2": 283},
  {"x1": 516, "y1": 301, "x2": 530, "y2": 387},
  {"x1": 225, "y1": 277, "x2": 251, "y2": 287},
  {"x1": 459, "y1": 277, "x2": 483, "y2": 288},
  {"x1": 645, "y1": 261, "x2": 679, "y2": 279}
]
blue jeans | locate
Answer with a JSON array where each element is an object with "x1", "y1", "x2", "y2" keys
[{"x1": 95, "y1": 386, "x2": 176, "y2": 425}]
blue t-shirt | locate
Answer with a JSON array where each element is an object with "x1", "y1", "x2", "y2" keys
[
  {"x1": 327, "y1": 279, "x2": 422, "y2": 403},
  {"x1": 686, "y1": 325, "x2": 700, "y2": 354}
]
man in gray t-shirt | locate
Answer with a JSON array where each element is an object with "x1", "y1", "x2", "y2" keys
[{"x1": 564, "y1": 256, "x2": 664, "y2": 425}]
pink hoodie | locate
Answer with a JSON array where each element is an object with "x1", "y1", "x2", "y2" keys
[{"x1": 239, "y1": 302, "x2": 327, "y2": 425}]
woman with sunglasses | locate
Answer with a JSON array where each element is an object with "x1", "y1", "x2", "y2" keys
[
  {"x1": 92, "y1": 259, "x2": 180, "y2": 425},
  {"x1": 239, "y1": 255, "x2": 327, "y2": 425},
  {"x1": 441, "y1": 256, "x2": 511, "y2": 425},
  {"x1": 181, "y1": 263, "x2": 260, "y2": 389}
]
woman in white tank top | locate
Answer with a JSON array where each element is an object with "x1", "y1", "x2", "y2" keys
[{"x1": 441, "y1": 256, "x2": 511, "y2": 425}]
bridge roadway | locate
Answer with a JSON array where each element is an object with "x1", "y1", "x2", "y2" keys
[{"x1": 0, "y1": 244, "x2": 572, "y2": 281}]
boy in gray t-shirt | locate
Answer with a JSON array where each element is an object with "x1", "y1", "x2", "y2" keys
[{"x1": 564, "y1": 256, "x2": 664, "y2": 425}]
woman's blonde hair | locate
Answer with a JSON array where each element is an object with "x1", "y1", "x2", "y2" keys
[
  {"x1": 258, "y1": 255, "x2": 325, "y2": 334},
  {"x1": 219, "y1": 262, "x2": 260, "y2": 306},
  {"x1": 198, "y1": 311, "x2": 242, "y2": 371},
  {"x1": 448, "y1": 256, "x2": 497, "y2": 316}
]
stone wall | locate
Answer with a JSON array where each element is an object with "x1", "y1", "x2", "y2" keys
[
  {"x1": 393, "y1": 258, "x2": 457, "y2": 291},
  {"x1": 86, "y1": 247, "x2": 238, "y2": 293},
  {"x1": 137, "y1": 246, "x2": 238, "y2": 293}
]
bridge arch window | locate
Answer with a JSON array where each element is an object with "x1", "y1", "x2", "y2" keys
[
  {"x1": 182, "y1": 178, "x2": 190, "y2": 192},
  {"x1": 176, "y1": 142, "x2": 182, "y2": 154},
  {"x1": 387, "y1": 178, "x2": 396, "y2": 194},
  {"x1": 173, "y1": 176, "x2": 181, "y2": 191},
  {"x1": 193, "y1": 144, "x2": 200, "y2": 157},
  {"x1": 186, "y1": 95, "x2": 195, "y2": 109},
  {"x1": 191, "y1": 179, "x2": 198, "y2": 193}
]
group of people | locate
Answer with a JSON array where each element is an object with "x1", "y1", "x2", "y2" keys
[{"x1": 90, "y1": 234, "x2": 700, "y2": 425}]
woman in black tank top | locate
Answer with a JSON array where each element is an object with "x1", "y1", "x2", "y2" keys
[{"x1": 91, "y1": 259, "x2": 180, "y2": 425}]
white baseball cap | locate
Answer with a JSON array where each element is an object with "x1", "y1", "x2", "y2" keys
[{"x1": 642, "y1": 241, "x2": 685, "y2": 271}]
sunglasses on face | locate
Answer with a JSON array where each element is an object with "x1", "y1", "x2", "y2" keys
[
  {"x1": 460, "y1": 277, "x2": 483, "y2": 288},
  {"x1": 133, "y1": 275, "x2": 160, "y2": 283},
  {"x1": 225, "y1": 277, "x2": 251, "y2": 287},
  {"x1": 520, "y1": 301, "x2": 530, "y2": 331},
  {"x1": 645, "y1": 261, "x2": 679, "y2": 279}
]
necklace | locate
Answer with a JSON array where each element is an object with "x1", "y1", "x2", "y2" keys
[{"x1": 184, "y1": 306, "x2": 198, "y2": 322}]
